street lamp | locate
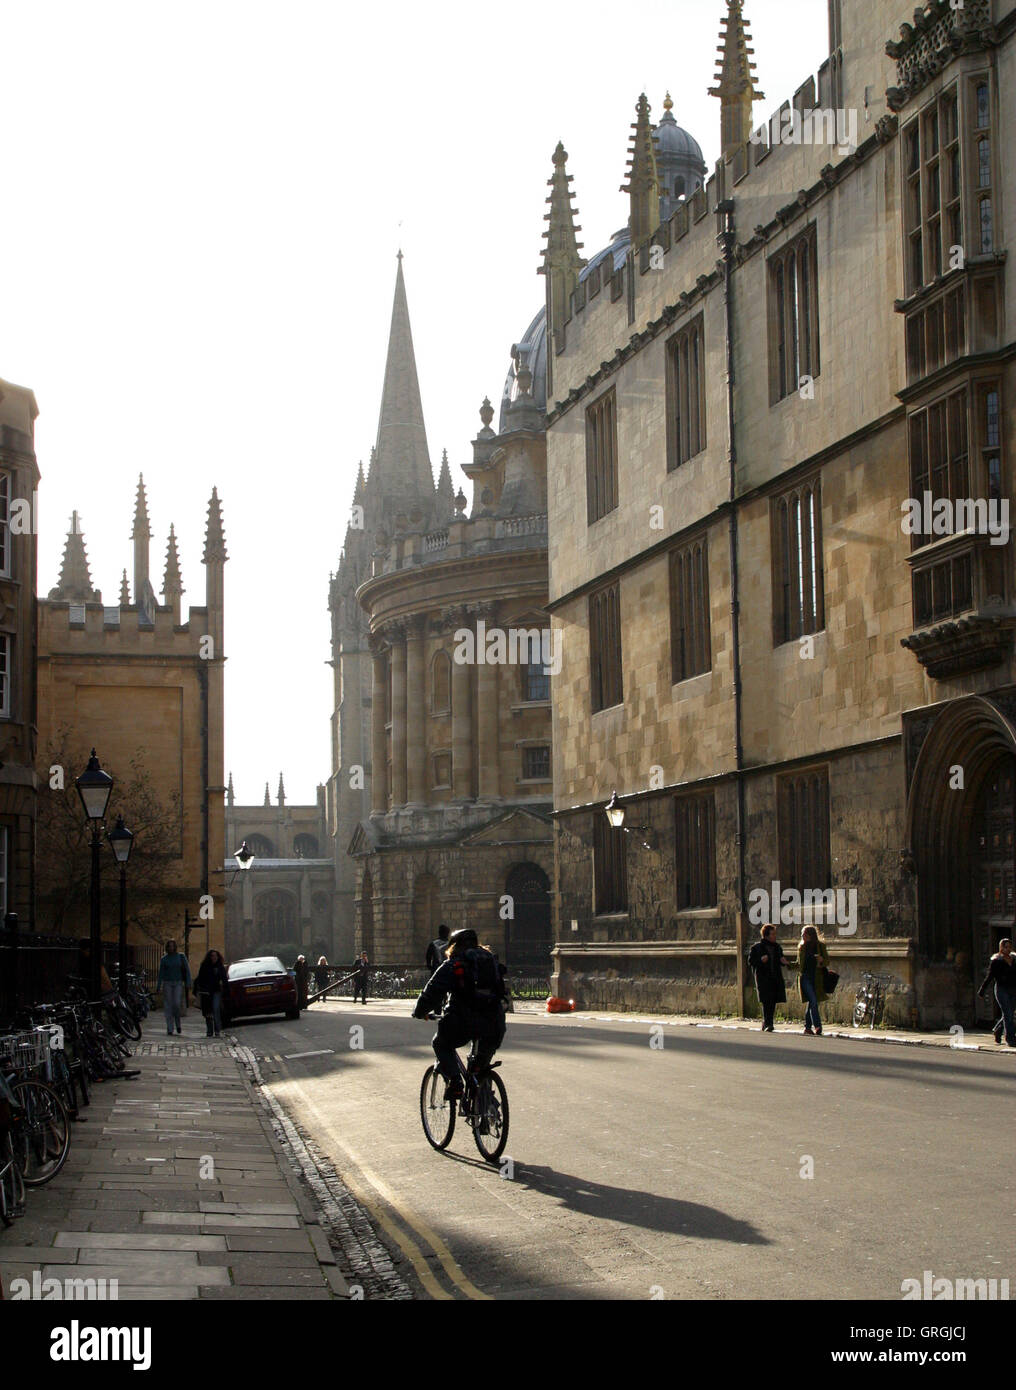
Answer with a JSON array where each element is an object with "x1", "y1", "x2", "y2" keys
[
  {"x1": 108, "y1": 814, "x2": 134, "y2": 983},
  {"x1": 604, "y1": 789, "x2": 656, "y2": 852},
  {"x1": 76, "y1": 750, "x2": 113, "y2": 998},
  {"x1": 234, "y1": 840, "x2": 254, "y2": 872}
]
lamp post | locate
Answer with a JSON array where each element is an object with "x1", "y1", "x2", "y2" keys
[
  {"x1": 604, "y1": 789, "x2": 656, "y2": 852},
  {"x1": 76, "y1": 749, "x2": 114, "y2": 998},
  {"x1": 108, "y1": 814, "x2": 134, "y2": 982}
]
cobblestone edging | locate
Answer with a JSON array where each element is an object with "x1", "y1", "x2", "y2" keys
[{"x1": 228, "y1": 1042, "x2": 413, "y2": 1301}]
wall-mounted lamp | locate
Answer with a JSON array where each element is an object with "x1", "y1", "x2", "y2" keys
[{"x1": 604, "y1": 790, "x2": 656, "y2": 851}]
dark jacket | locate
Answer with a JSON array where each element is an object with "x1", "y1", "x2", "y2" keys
[
  {"x1": 313, "y1": 964, "x2": 329, "y2": 989},
  {"x1": 353, "y1": 957, "x2": 369, "y2": 980},
  {"x1": 978, "y1": 953, "x2": 1016, "y2": 996},
  {"x1": 412, "y1": 948, "x2": 505, "y2": 1035},
  {"x1": 425, "y1": 938, "x2": 448, "y2": 972},
  {"x1": 194, "y1": 959, "x2": 227, "y2": 1016},
  {"x1": 747, "y1": 939, "x2": 788, "y2": 1004}
]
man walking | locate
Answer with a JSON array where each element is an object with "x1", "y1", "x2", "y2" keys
[
  {"x1": 426, "y1": 924, "x2": 450, "y2": 973},
  {"x1": 352, "y1": 951, "x2": 370, "y2": 1005},
  {"x1": 157, "y1": 939, "x2": 192, "y2": 1036}
]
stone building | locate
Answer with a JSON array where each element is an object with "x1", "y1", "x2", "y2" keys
[
  {"x1": 329, "y1": 257, "x2": 554, "y2": 972},
  {"x1": 544, "y1": 0, "x2": 1015, "y2": 1027},
  {"x1": 0, "y1": 377, "x2": 41, "y2": 925},
  {"x1": 36, "y1": 477, "x2": 227, "y2": 960},
  {"x1": 223, "y1": 773, "x2": 334, "y2": 964}
]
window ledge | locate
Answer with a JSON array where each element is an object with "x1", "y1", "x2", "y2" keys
[{"x1": 510, "y1": 701, "x2": 552, "y2": 713}]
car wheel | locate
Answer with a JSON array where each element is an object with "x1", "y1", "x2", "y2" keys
[{"x1": 285, "y1": 1008, "x2": 299, "y2": 1020}]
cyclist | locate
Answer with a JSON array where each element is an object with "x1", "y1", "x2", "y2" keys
[{"x1": 412, "y1": 928, "x2": 506, "y2": 1100}]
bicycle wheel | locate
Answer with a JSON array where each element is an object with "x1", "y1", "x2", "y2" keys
[
  {"x1": 109, "y1": 999, "x2": 142, "y2": 1042},
  {"x1": 49, "y1": 1048, "x2": 79, "y2": 1120},
  {"x1": 14, "y1": 1080, "x2": 71, "y2": 1186},
  {"x1": 0, "y1": 1131, "x2": 25, "y2": 1226},
  {"x1": 420, "y1": 1066, "x2": 456, "y2": 1151},
  {"x1": 471, "y1": 1071, "x2": 509, "y2": 1165},
  {"x1": 852, "y1": 997, "x2": 868, "y2": 1028}
]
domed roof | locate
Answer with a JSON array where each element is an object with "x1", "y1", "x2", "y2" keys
[
  {"x1": 654, "y1": 99, "x2": 706, "y2": 171},
  {"x1": 499, "y1": 306, "x2": 547, "y2": 432}
]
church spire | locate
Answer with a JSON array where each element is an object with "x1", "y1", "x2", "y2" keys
[
  {"x1": 372, "y1": 255, "x2": 434, "y2": 511},
  {"x1": 227, "y1": 771, "x2": 235, "y2": 807},
  {"x1": 621, "y1": 94, "x2": 661, "y2": 249},
  {"x1": 353, "y1": 460, "x2": 366, "y2": 505},
  {"x1": 131, "y1": 474, "x2": 155, "y2": 619},
  {"x1": 436, "y1": 448, "x2": 454, "y2": 519},
  {"x1": 49, "y1": 511, "x2": 101, "y2": 603},
  {"x1": 539, "y1": 141, "x2": 586, "y2": 388},
  {"x1": 708, "y1": 0, "x2": 765, "y2": 158},
  {"x1": 277, "y1": 772, "x2": 286, "y2": 806},
  {"x1": 263, "y1": 782, "x2": 270, "y2": 808}
]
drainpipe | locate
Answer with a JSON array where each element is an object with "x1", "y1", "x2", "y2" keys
[{"x1": 717, "y1": 198, "x2": 749, "y2": 1016}]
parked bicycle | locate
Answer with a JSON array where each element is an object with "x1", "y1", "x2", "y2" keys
[
  {"x1": 853, "y1": 972, "x2": 892, "y2": 1028},
  {"x1": 419, "y1": 1024, "x2": 509, "y2": 1164}
]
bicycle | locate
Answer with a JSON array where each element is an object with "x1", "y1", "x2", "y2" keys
[
  {"x1": 0, "y1": 1075, "x2": 26, "y2": 1226},
  {"x1": 419, "y1": 1027, "x2": 509, "y2": 1165},
  {"x1": 853, "y1": 972, "x2": 892, "y2": 1029},
  {"x1": 0, "y1": 1034, "x2": 71, "y2": 1188}
]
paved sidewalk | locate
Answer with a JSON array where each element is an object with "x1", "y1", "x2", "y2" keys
[{"x1": 0, "y1": 1012, "x2": 350, "y2": 1300}]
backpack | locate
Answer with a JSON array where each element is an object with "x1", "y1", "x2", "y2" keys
[{"x1": 464, "y1": 948, "x2": 505, "y2": 1004}]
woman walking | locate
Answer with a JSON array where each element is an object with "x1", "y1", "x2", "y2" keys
[
  {"x1": 978, "y1": 938, "x2": 1016, "y2": 1046},
  {"x1": 293, "y1": 955, "x2": 310, "y2": 1011},
  {"x1": 312, "y1": 956, "x2": 329, "y2": 1002},
  {"x1": 747, "y1": 924, "x2": 790, "y2": 1032},
  {"x1": 194, "y1": 950, "x2": 228, "y2": 1038},
  {"x1": 156, "y1": 939, "x2": 192, "y2": 1036},
  {"x1": 797, "y1": 925, "x2": 830, "y2": 1035}
]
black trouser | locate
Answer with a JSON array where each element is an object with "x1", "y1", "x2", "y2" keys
[
  {"x1": 354, "y1": 975, "x2": 367, "y2": 1004},
  {"x1": 432, "y1": 1010, "x2": 506, "y2": 1083},
  {"x1": 761, "y1": 999, "x2": 776, "y2": 1030}
]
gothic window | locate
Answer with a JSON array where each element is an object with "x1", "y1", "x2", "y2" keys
[
  {"x1": 589, "y1": 582, "x2": 623, "y2": 713},
  {"x1": 245, "y1": 834, "x2": 275, "y2": 859},
  {"x1": 594, "y1": 813, "x2": 628, "y2": 915},
  {"x1": 768, "y1": 225, "x2": 820, "y2": 403},
  {"x1": 772, "y1": 478, "x2": 824, "y2": 645},
  {"x1": 253, "y1": 890, "x2": 296, "y2": 939},
  {"x1": 586, "y1": 388, "x2": 618, "y2": 524},
  {"x1": 670, "y1": 535, "x2": 711, "y2": 682},
  {"x1": 293, "y1": 833, "x2": 319, "y2": 858},
  {"x1": 778, "y1": 768, "x2": 830, "y2": 893},
  {"x1": 431, "y1": 650, "x2": 451, "y2": 714},
  {"x1": 675, "y1": 792, "x2": 716, "y2": 909},
  {"x1": 666, "y1": 315, "x2": 706, "y2": 470},
  {"x1": 905, "y1": 283, "x2": 965, "y2": 382},
  {"x1": 908, "y1": 388, "x2": 970, "y2": 553},
  {"x1": 972, "y1": 78, "x2": 993, "y2": 255}
]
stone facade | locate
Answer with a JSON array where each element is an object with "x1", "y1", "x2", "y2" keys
[
  {"x1": 332, "y1": 260, "x2": 555, "y2": 973},
  {"x1": 0, "y1": 377, "x2": 40, "y2": 926},
  {"x1": 224, "y1": 775, "x2": 334, "y2": 964},
  {"x1": 546, "y1": 0, "x2": 1016, "y2": 1026},
  {"x1": 36, "y1": 479, "x2": 227, "y2": 967}
]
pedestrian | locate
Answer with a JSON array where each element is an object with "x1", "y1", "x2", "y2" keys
[
  {"x1": 977, "y1": 937, "x2": 1016, "y2": 1046},
  {"x1": 747, "y1": 923, "x2": 789, "y2": 1032},
  {"x1": 796, "y1": 925, "x2": 830, "y2": 1035},
  {"x1": 157, "y1": 938, "x2": 192, "y2": 1036},
  {"x1": 194, "y1": 949, "x2": 228, "y2": 1038},
  {"x1": 352, "y1": 951, "x2": 369, "y2": 1005},
  {"x1": 426, "y1": 924, "x2": 450, "y2": 973},
  {"x1": 293, "y1": 955, "x2": 310, "y2": 1011},
  {"x1": 313, "y1": 955, "x2": 329, "y2": 1001}
]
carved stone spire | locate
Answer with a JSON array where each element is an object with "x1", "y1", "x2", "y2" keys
[
  {"x1": 163, "y1": 524, "x2": 183, "y2": 600},
  {"x1": 131, "y1": 474, "x2": 156, "y2": 619},
  {"x1": 227, "y1": 771, "x2": 235, "y2": 807},
  {"x1": 708, "y1": 0, "x2": 765, "y2": 158},
  {"x1": 436, "y1": 448, "x2": 455, "y2": 519},
  {"x1": 540, "y1": 141, "x2": 586, "y2": 391},
  {"x1": 372, "y1": 255, "x2": 434, "y2": 516},
  {"x1": 202, "y1": 486, "x2": 228, "y2": 565},
  {"x1": 49, "y1": 511, "x2": 101, "y2": 603},
  {"x1": 621, "y1": 94, "x2": 661, "y2": 249},
  {"x1": 277, "y1": 772, "x2": 286, "y2": 807},
  {"x1": 264, "y1": 782, "x2": 270, "y2": 808},
  {"x1": 119, "y1": 569, "x2": 130, "y2": 606}
]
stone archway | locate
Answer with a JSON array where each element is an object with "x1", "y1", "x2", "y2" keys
[{"x1": 906, "y1": 696, "x2": 1016, "y2": 1023}]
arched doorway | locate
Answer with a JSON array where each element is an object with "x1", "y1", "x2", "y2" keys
[
  {"x1": 907, "y1": 697, "x2": 1016, "y2": 1023},
  {"x1": 413, "y1": 873, "x2": 441, "y2": 963},
  {"x1": 504, "y1": 863, "x2": 551, "y2": 976}
]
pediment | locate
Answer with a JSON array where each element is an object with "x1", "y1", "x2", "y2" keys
[
  {"x1": 461, "y1": 807, "x2": 553, "y2": 847},
  {"x1": 347, "y1": 821, "x2": 376, "y2": 857}
]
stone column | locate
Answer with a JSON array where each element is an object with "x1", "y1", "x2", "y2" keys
[
  {"x1": 370, "y1": 641, "x2": 388, "y2": 815},
  {"x1": 406, "y1": 616, "x2": 427, "y2": 806},
  {"x1": 451, "y1": 609, "x2": 473, "y2": 801},
  {"x1": 389, "y1": 624, "x2": 408, "y2": 808},
  {"x1": 475, "y1": 604, "x2": 500, "y2": 801}
]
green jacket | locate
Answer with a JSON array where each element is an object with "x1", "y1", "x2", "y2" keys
[{"x1": 796, "y1": 939, "x2": 830, "y2": 1003}]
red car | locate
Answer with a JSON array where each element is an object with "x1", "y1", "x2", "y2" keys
[{"x1": 222, "y1": 956, "x2": 300, "y2": 1025}]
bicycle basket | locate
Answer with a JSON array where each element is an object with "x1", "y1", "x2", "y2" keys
[{"x1": 0, "y1": 1030, "x2": 49, "y2": 1074}]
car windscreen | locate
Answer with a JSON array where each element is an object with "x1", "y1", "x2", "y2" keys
[{"x1": 228, "y1": 958, "x2": 287, "y2": 981}]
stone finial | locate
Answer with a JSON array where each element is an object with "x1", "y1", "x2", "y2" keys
[
  {"x1": 663, "y1": 91, "x2": 674, "y2": 112},
  {"x1": 131, "y1": 474, "x2": 151, "y2": 540},
  {"x1": 480, "y1": 397, "x2": 495, "y2": 429},
  {"x1": 49, "y1": 512, "x2": 101, "y2": 603},
  {"x1": 277, "y1": 772, "x2": 286, "y2": 806},
  {"x1": 202, "y1": 486, "x2": 228, "y2": 564},
  {"x1": 162, "y1": 523, "x2": 184, "y2": 601},
  {"x1": 227, "y1": 772, "x2": 235, "y2": 807},
  {"x1": 263, "y1": 782, "x2": 271, "y2": 808},
  {"x1": 454, "y1": 489, "x2": 467, "y2": 516},
  {"x1": 708, "y1": 0, "x2": 766, "y2": 158},
  {"x1": 353, "y1": 460, "x2": 366, "y2": 505},
  {"x1": 621, "y1": 93, "x2": 661, "y2": 248},
  {"x1": 119, "y1": 569, "x2": 130, "y2": 606}
]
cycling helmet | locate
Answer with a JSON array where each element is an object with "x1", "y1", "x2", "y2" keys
[{"x1": 448, "y1": 928, "x2": 478, "y2": 951}]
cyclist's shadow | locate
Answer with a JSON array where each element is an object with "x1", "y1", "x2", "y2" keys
[{"x1": 482, "y1": 1161, "x2": 769, "y2": 1245}]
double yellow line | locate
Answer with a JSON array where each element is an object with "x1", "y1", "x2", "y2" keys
[{"x1": 273, "y1": 1057, "x2": 492, "y2": 1301}]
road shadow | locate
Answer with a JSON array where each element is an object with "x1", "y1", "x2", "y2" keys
[{"x1": 505, "y1": 1162, "x2": 769, "y2": 1246}]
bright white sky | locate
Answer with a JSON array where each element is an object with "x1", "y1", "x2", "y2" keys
[{"x1": 1, "y1": 0, "x2": 827, "y2": 804}]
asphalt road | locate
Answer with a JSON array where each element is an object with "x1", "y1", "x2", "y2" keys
[{"x1": 232, "y1": 999, "x2": 1015, "y2": 1301}]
